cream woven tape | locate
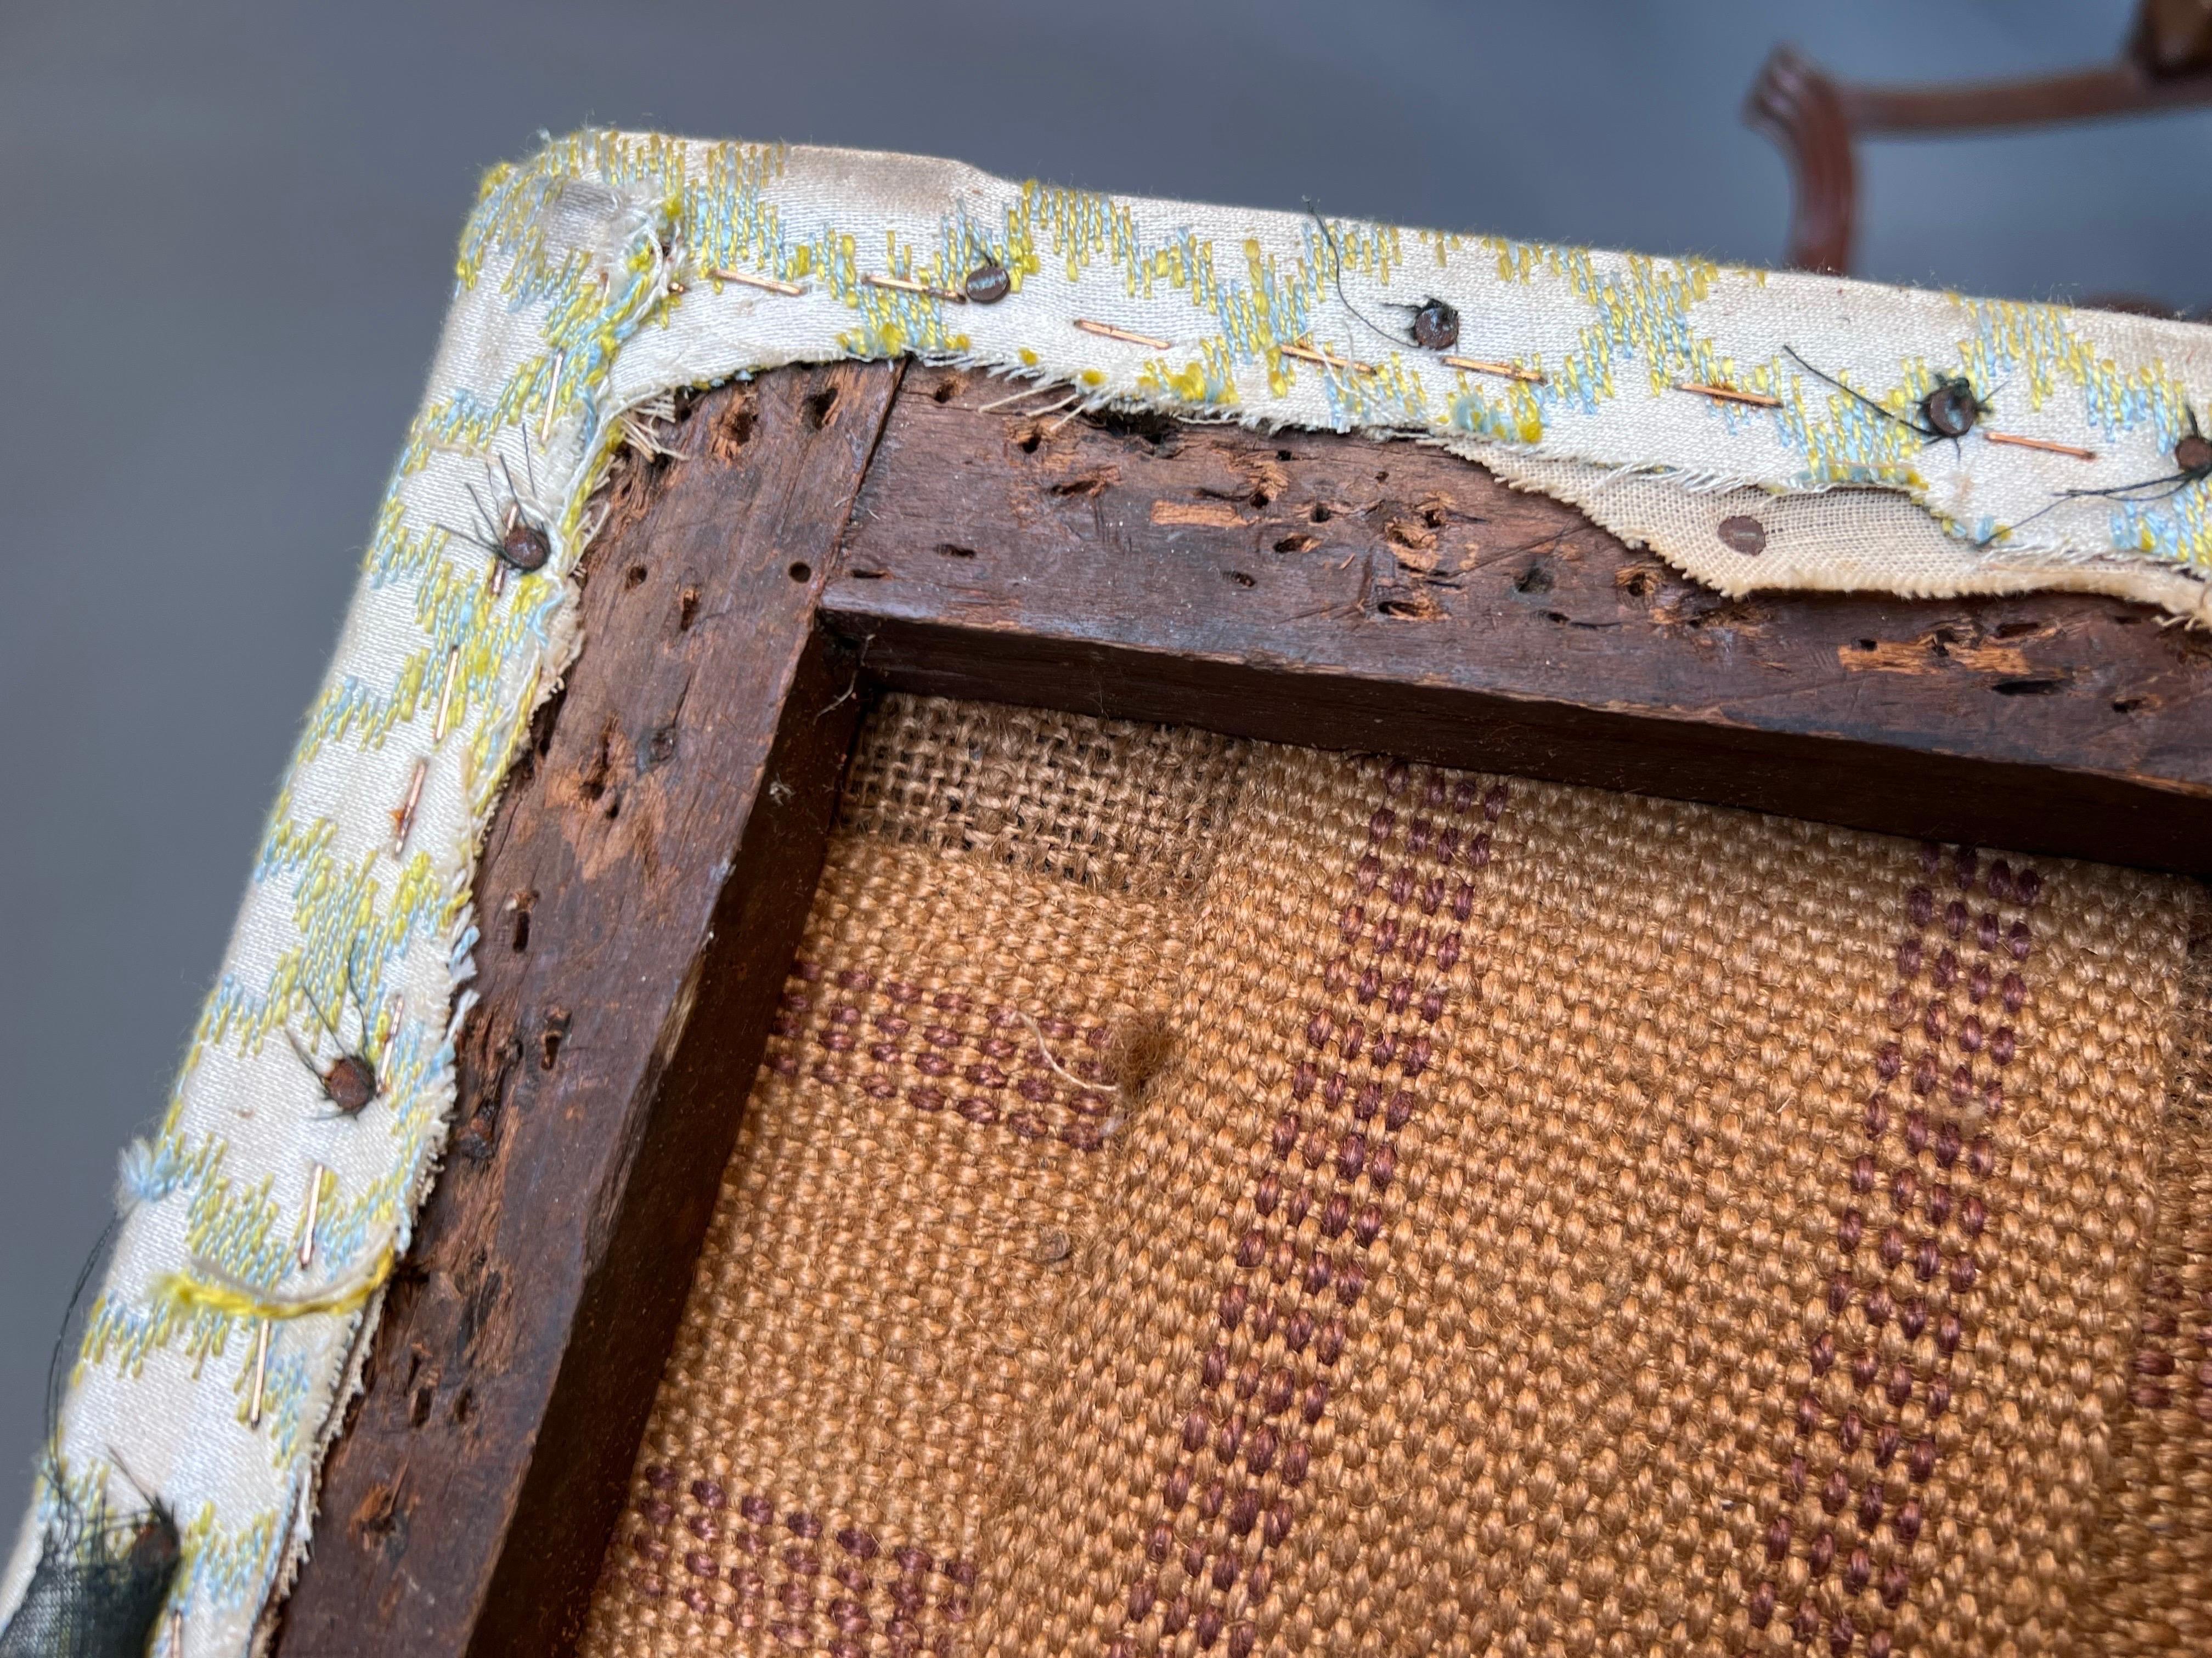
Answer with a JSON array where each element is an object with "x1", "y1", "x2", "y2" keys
[{"x1": 8, "y1": 129, "x2": 2212, "y2": 1657}]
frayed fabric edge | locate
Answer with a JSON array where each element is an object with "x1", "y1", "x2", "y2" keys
[{"x1": 1449, "y1": 438, "x2": 2212, "y2": 624}]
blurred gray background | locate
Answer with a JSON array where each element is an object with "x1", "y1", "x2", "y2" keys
[{"x1": 1, "y1": 0, "x2": 2202, "y2": 1482}]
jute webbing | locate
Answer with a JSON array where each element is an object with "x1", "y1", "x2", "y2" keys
[
  {"x1": 2072, "y1": 921, "x2": 2212, "y2": 1654},
  {"x1": 580, "y1": 694, "x2": 2204, "y2": 1658},
  {"x1": 578, "y1": 697, "x2": 1246, "y2": 1656}
]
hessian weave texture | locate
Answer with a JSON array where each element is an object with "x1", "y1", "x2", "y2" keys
[
  {"x1": 12, "y1": 128, "x2": 2212, "y2": 1657},
  {"x1": 578, "y1": 693, "x2": 2210, "y2": 1657}
]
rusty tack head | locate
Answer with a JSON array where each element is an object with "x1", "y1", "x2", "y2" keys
[
  {"x1": 1409, "y1": 298, "x2": 1459, "y2": 353},
  {"x1": 494, "y1": 451, "x2": 552, "y2": 571},
  {"x1": 454, "y1": 454, "x2": 555, "y2": 581},
  {"x1": 1785, "y1": 347, "x2": 1987, "y2": 446},
  {"x1": 322, "y1": 1053, "x2": 379, "y2": 1117},
  {"x1": 964, "y1": 260, "x2": 1011, "y2": 305},
  {"x1": 1718, "y1": 514, "x2": 1768, "y2": 557},
  {"x1": 2045, "y1": 404, "x2": 2212, "y2": 524},
  {"x1": 499, "y1": 519, "x2": 552, "y2": 573},
  {"x1": 1920, "y1": 378, "x2": 1981, "y2": 439},
  {"x1": 286, "y1": 953, "x2": 383, "y2": 1120}
]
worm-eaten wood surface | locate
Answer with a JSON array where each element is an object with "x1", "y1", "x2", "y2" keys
[
  {"x1": 827, "y1": 364, "x2": 2212, "y2": 873},
  {"x1": 276, "y1": 363, "x2": 899, "y2": 1658},
  {"x1": 280, "y1": 348, "x2": 2211, "y2": 1658}
]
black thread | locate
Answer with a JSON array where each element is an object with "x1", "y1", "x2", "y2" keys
[
  {"x1": 1785, "y1": 347, "x2": 1988, "y2": 445},
  {"x1": 1306, "y1": 205, "x2": 1458, "y2": 357},
  {"x1": 1, "y1": 1224, "x2": 181, "y2": 1657}
]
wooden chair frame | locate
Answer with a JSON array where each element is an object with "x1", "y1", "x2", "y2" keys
[
  {"x1": 269, "y1": 359, "x2": 2212, "y2": 1656},
  {"x1": 1748, "y1": 14, "x2": 2212, "y2": 279}
]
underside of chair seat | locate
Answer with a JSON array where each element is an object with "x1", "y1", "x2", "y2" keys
[{"x1": 581, "y1": 694, "x2": 2210, "y2": 1658}]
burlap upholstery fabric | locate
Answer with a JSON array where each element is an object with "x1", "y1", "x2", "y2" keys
[
  {"x1": 580, "y1": 694, "x2": 2205, "y2": 1657},
  {"x1": 2073, "y1": 925, "x2": 2212, "y2": 1653}
]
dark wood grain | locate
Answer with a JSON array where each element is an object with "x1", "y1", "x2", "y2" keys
[
  {"x1": 826, "y1": 364, "x2": 2212, "y2": 873},
  {"x1": 276, "y1": 362, "x2": 899, "y2": 1658}
]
